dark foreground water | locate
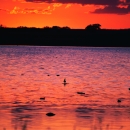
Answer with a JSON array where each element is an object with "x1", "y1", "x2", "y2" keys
[{"x1": 0, "y1": 46, "x2": 130, "y2": 130}]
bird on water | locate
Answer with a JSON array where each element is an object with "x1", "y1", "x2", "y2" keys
[
  {"x1": 63, "y1": 78, "x2": 66, "y2": 83},
  {"x1": 117, "y1": 99, "x2": 121, "y2": 103},
  {"x1": 63, "y1": 78, "x2": 68, "y2": 86},
  {"x1": 46, "y1": 112, "x2": 55, "y2": 116},
  {"x1": 40, "y1": 97, "x2": 45, "y2": 100},
  {"x1": 77, "y1": 92, "x2": 85, "y2": 94}
]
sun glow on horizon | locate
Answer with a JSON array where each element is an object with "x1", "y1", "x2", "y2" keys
[{"x1": 0, "y1": 0, "x2": 130, "y2": 29}]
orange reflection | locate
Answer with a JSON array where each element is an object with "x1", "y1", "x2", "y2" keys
[{"x1": 0, "y1": 46, "x2": 130, "y2": 130}]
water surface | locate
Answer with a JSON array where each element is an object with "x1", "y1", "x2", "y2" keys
[{"x1": 0, "y1": 46, "x2": 130, "y2": 130}]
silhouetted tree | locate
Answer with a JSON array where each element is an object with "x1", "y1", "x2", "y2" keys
[
  {"x1": 43, "y1": 26, "x2": 51, "y2": 29},
  {"x1": 29, "y1": 27, "x2": 37, "y2": 29},
  {"x1": 0, "y1": 24, "x2": 5, "y2": 28},
  {"x1": 85, "y1": 24, "x2": 101, "y2": 31},
  {"x1": 62, "y1": 26, "x2": 71, "y2": 30},
  {"x1": 17, "y1": 26, "x2": 28, "y2": 28},
  {"x1": 52, "y1": 26, "x2": 61, "y2": 30}
]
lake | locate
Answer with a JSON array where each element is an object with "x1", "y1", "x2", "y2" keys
[{"x1": 0, "y1": 46, "x2": 130, "y2": 130}]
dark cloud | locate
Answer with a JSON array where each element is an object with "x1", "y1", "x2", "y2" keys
[
  {"x1": 92, "y1": 5, "x2": 130, "y2": 14},
  {"x1": 25, "y1": 0, "x2": 130, "y2": 14},
  {"x1": 26, "y1": 0, "x2": 120, "y2": 5}
]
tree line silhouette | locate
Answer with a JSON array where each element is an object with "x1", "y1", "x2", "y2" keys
[
  {"x1": 0, "y1": 24, "x2": 102, "y2": 30},
  {"x1": 0, "y1": 23, "x2": 130, "y2": 31},
  {"x1": 0, "y1": 23, "x2": 130, "y2": 46}
]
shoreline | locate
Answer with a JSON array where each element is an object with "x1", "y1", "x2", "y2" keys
[{"x1": 0, "y1": 28, "x2": 130, "y2": 47}]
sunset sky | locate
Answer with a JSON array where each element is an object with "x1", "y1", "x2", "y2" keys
[{"x1": 0, "y1": 0, "x2": 130, "y2": 29}]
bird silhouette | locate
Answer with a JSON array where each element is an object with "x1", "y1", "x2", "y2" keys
[
  {"x1": 46, "y1": 112, "x2": 55, "y2": 116},
  {"x1": 117, "y1": 99, "x2": 121, "y2": 103},
  {"x1": 40, "y1": 97, "x2": 45, "y2": 100},
  {"x1": 63, "y1": 78, "x2": 66, "y2": 83}
]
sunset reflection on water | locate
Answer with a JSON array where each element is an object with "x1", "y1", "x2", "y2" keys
[{"x1": 0, "y1": 46, "x2": 130, "y2": 130}]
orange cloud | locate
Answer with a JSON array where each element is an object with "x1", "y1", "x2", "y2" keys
[
  {"x1": 65, "y1": 4, "x2": 71, "y2": 9},
  {"x1": 117, "y1": 4, "x2": 129, "y2": 8},
  {"x1": 9, "y1": 6, "x2": 51, "y2": 14},
  {"x1": 9, "y1": 3, "x2": 62, "y2": 14},
  {"x1": 53, "y1": 3, "x2": 62, "y2": 7}
]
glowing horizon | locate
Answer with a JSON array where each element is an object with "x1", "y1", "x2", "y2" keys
[{"x1": 0, "y1": 0, "x2": 130, "y2": 29}]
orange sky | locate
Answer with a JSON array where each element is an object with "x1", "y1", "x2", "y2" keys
[{"x1": 0, "y1": 0, "x2": 130, "y2": 29}]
